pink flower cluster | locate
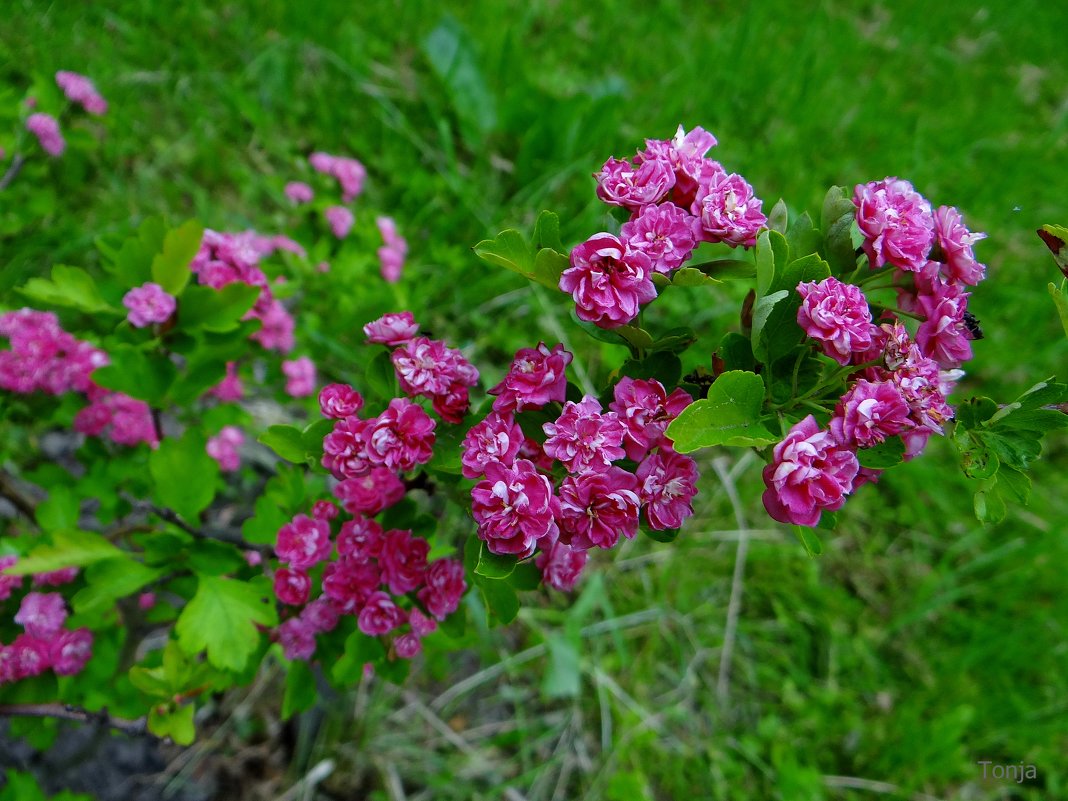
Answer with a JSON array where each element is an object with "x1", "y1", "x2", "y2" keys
[
  {"x1": 325, "y1": 206, "x2": 354, "y2": 239},
  {"x1": 376, "y1": 217, "x2": 408, "y2": 283},
  {"x1": 567, "y1": 126, "x2": 767, "y2": 328},
  {"x1": 309, "y1": 152, "x2": 367, "y2": 203},
  {"x1": 467, "y1": 343, "x2": 699, "y2": 590},
  {"x1": 26, "y1": 113, "x2": 65, "y2": 157},
  {"x1": 207, "y1": 426, "x2": 244, "y2": 472},
  {"x1": 391, "y1": 336, "x2": 479, "y2": 423},
  {"x1": 284, "y1": 181, "x2": 314, "y2": 205},
  {"x1": 122, "y1": 282, "x2": 176, "y2": 328},
  {"x1": 273, "y1": 483, "x2": 465, "y2": 660},
  {"x1": 55, "y1": 71, "x2": 107, "y2": 116},
  {"x1": 0, "y1": 589, "x2": 93, "y2": 685},
  {"x1": 282, "y1": 356, "x2": 317, "y2": 398},
  {"x1": 190, "y1": 229, "x2": 297, "y2": 353},
  {"x1": 74, "y1": 384, "x2": 158, "y2": 447}
]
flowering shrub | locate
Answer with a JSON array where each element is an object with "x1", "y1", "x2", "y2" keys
[{"x1": 0, "y1": 121, "x2": 1064, "y2": 750}]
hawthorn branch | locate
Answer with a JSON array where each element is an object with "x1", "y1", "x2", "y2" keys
[
  {"x1": 0, "y1": 468, "x2": 40, "y2": 526},
  {"x1": 0, "y1": 703, "x2": 149, "y2": 737},
  {"x1": 120, "y1": 494, "x2": 272, "y2": 555}
]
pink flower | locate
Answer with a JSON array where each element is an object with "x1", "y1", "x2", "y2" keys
[
  {"x1": 609, "y1": 377, "x2": 692, "y2": 461},
  {"x1": 595, "y1": 156, "x2": 675, "y2": 210},
  {"x1": 358, "y1": 591, "x2": 405, "y2": 636},
  {"x1": 392, "y1": 337, "x2": 479, "y2": 402},
  {"x1": 364, "y1": 312, "x2": 419, "y2": 345},
  {"x1": 278, "y1": 617, "x2": 317, "y2": 661},
  {"x1": 619, "y1": 203, "x2": 698, "y2": 274},
  {"x1": 322, "y1": 561, "x2": 380, "y2": 614},
  {"x1": 933, "y1": 206, "x2": 986, "y2": 285},
  {"x1": 797, "y1": 277, "x2": 875, "y2": 365},
  {"x1": 138, "y1": 592, "x2": 156, "y2": 610},
  {"x1": 250, "y1": 297, "x2": 295, "y2": 353},
  {"x1": 693, "y1": 172, "x2": 767, "y2": 248},
  {"x1": 275, "y1": 514, "x2": 332, "y2": 569},
  {"x1": 830, "y1": 380, "x2": 914, "y2": 447},
  {"x1": 417, "y1": 558, "x2": 466, "y2": 621},
  {"x1": 333, "y1": 467, "x2": 405, "y2": 516},
  {"x1": 0, "y1": 556, "x2": 22, "y2": 602},
  {"x1": 557, "y1": 467, "x2": 641, "y2": 551},
  {"x1": 409, "y1": 607, "x2": 438, "y2": 636},
  {"x1": 472, "y1": 459, "x2": 559, "y2": 557},
  {"x1": 376, "y1": 217, "x2": 409, "y2": 283},
  {"x1": 271, "y1": 235, "x2": 306, "y2": 257},
  {"x1": 461, "y1": 413, "x2": 524, "y2": 479},
  {"x1": 638, "y1": 125, "x2": 720, "y2": 208},
  {"x1": 535, "y1": 542, "x2": 588, "y2": 592},
  {"x1": 542, "y1": 396, "x2": 627, "y2": 473},
  {"x1": 206, "y1": 425, "x2": 244, "y2": 472},
  {"x1": 379, "y1": 529, "x2": 430, "y2": 595},
  {"x1": 282, "y1": 356, "x2": 317, "y2": 398},
  {"x1": 284, "y1": 181, "x2": 314, "y2": 204},
  {"x1": 50, "y1": 629, "x2": 93, "y2": 676},
  {"x1": 762, "y1": 415, "x2": 859, "y2": 527},
  {"x1": 15, "y1": 593, "x2": 68, "y2": 639},
  {"x1": 300, "y1": 598, "x2": 340, "y2": 633},
  {"x1": 636, "y1": 448, "x2": 699, "y2": 530},
  {"x1": 274, "y1": 567, "x2": 312, "y2": 606},
  {"x1": 26, "y1": 113, "x2": 65, "y2": 157},
  {"x1": 916, "y1": 282, "x2": 974, "y2": 369},
  {"x1": 322, "y1": 416, "x2": 372, "y2": 478},
  {"x1": 560, "y1": 234, "x2": 657, "y2": 329},
  {"x1": 364, "y1": 398, "x2": 436, "y2": 472},
  {"x1": 325, "y1": 206, "x2": 354, "y2": 239},
  {"x1": 123, "y1": 282, "x2": 176, "y2": 328},
  {"x1": 55, "y1": 71, "x2": 107, "y2": 115},
  {"x1": 433, "y1": 387, "x2": 472, "y2": 424},
  {"x1": 854, "y1": 178, "x2": 935, "y2": 272},
  {"x1": 394, "y1": 633, "x2": 422, "y2": 659},
  {"x1": 209, "y1": 362, "x2": 244, "y2": 401},
  {"x1": 337, "y1": 516, "x2": 384, "y2": 562},
  {"x1": 319, "y1": 383, "x2": 364, "y2": 419},
  {"x1": 32, "y1": 567, "x2": 78, "y2": 587},
  {"x1": 245, "y1": 550, "x2": 263, "y2": 567},
  {"x1": 309, "y1": 152, "x2": 367, "y2": 201},
  {"x1": 488, "y1": 342, "x2": 573, "y2": 414},
  {"x1": 312, "y1": 500, "x2": 339, "y2": 521}
]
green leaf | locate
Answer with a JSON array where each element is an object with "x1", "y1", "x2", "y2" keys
[
  {"x1": 72, "y1": 558, "x2": 163, "y2": 616},
  {"x1": 332, "y1": 630, "x2": 386, "y2": 685},
  {"x1": 642, "y1": 525, "x2": 681, "y2": 543},
  {"x1": 509, "y1": 562, "x2": 542, "y2": 591},
  {"x1": 148, "y1": 703, "x2": 195, "y2": 745},
  {"x1": 984, "y1": 378, "x2": 1068, "y2": 426},
  {"x1": 149, "y1": 428, "x2": 219, "y2": 521},
  {"x1": 786, "y1": 211, "x2": 821, "y2": 258},
  {"x1": 669, "y1": 266, "x2": 721, "y2": 287},
  {"x1": 282, "y1": 659, "x2": 317, "y2": 719},
  {"x1": 178, "y1": 284, "x2": 261, "y2": 332},
  {"x1": 0, "y1": 771, "x2": 47, "y2": 801},
  {"x1": 973, "y1": 483, "x2": 1007, "y2": 524},
  {"x1": 857, "y1": 437, "x2": 906, "y2": 470},
  {"x1": 768, "y1": 198, "x2": 789, "y2": 234},
  {"x1": 750, "y1": 289, "x2": 789, "y2": 361},
  {"x1": 35, "y1": 485, "x2": 79, "y2": 531},
  {"x1": 258, "y1": 424, "x2": 307, "y2": 463},
  {"x1": 5, "y1": 530, "x2": 122, "y2": 575},
  {"x1": 531, "y1": 210, "x2": 564, "y2": 252},
  {"x1": 665, "y1": 371, "x2": 778, "y2": 452},
  {"x1": 19, "y1": 265, "x2": 114, "y2": 314},
  {"x1": 1049, "y1": 282, "x2": 1068, "y2": 339},
  {"x1": 718, "y1": 332, "x2": 756, "y2": 373},
  {"x1": 686, "y1": 258, "x2": 756, "y2": 281},
  {"x1": 648, "y1": 327, "x2": 698, "y2": 355},
  {"x1": 151, "y1": 220, "x2": 203, "y2": 295},
  {"x1": 820, "y1": 186, "x2": 855, "y2": 235},
  {"x1": 241, "y1": 495, "x2": 289, "y2": 545},
  {"x1": 362, "y1": 348, "x2": 398, "y2": 402},
  {"x1": 473, "y1": 226, "x2": 568, "y2": 290},
  {"x1": 91, "y1": 345, "x2": 176, "y2": 405},
  {"x1": 793, "y1": 525, "x2": 824, "y2": 556},
  {"x1": 754, "y1": 229, "x2": 777, "y2": 297},
  {"x1": 620, "y1": 352, "x2": 682, "y2": 390},
  {"x1": 1037, "y1": 224, "x2": 1068, "y2": 274},
  {"x1": 532, "y1": 247, "x2": 569, "y2": 289},
  {"x1": 475, "y1": 576, "x2": 519, "y2": 624},
  {"x1": 422, "y1": 15, "x2": 496, "y2": 148},
  {"x1": 996, "y1": 465, "x2": 1032, "y2": 505},
  {"x1": 176, "y1": 576, "x2": 277, "y2": 672},
  {"x1": 474, "y1": 542, "x2": 517, "y2": 579},
  {"x1": 955, "y1": 396, "x2": 998, "y2": 429},
  {"x1": 822, "y1": 186, "x2": 859, "y2": 273},
  {"x1": 542, "y1": 634, "x2": 581, "y2": 698}
]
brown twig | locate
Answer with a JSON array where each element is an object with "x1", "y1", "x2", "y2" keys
[
  {"x1": 0, "y1": 468, "x2": 40, "y2": 526},
  {"x1": 0, "y1": 153, "x2": 26, "y2": 191},
  {"x1": 0, "y1": 703, "x2": 150, "y2": 737}
]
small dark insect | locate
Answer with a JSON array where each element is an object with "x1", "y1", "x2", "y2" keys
[{"x1": 963, "y1": 310, "x2": 984, "y2": 340}]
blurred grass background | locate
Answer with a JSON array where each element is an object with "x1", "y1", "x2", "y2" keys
[{"x1": 3, "y1": 1, "x2": 1068, "y2": 799}]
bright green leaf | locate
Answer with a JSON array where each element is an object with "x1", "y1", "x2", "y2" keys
[
  {"x1": 176, "y1": 575, "x2": 277, "y2": 672},
  {"x1": 5, "y1": 530, "x2": 122, "y2": 575},
  {"x1": 151, "y1": 220, "x2": 203, "y2": 295},
  {"x1": 665, "y1": 371, "x2": 777, "y2": 451},
  {"x1": 149, "y1": 428, "x2": 219, "y2": 521},
  {"x1": 258, "y1": 424, "x2": 307, "y2": 463}
]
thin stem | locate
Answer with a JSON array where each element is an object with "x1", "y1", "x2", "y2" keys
[
  {"x1": 0, "y1": 154, "x2": 26, "y2": 192},
  {"x1": 0, "y1": 469, "x2": 40, "y2": 526},
  {"x1": 0, "y1": 703, "x2": 149, "y2": 737}
]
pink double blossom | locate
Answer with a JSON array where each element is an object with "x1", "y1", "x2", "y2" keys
[
  {"x1": 797, "y1": 277, "x2": 875, "y2": 365},
  {"x1": 460, "y1": 413, "x2": 524, "y2": 479},
  {"x1": 26, "y1": 113, "x2": 65, "y2": 157},
  {"x1": 275, "y1": 514, "x2": 332, "y2": 569},
  {"x1": 379, "y1": 529, "x2": 429, "y2": 595},
  {"x1": 333, "y1": 467, "x2": 405, "y2": 516},
  {"x1": 693, "y1": 172, "x2": 767, "y2": 248},
  {"x1": 274, "y1": 568, "x2": 312, "y2": 606},
  {"x1": 322, "y1": 416, "x2": 372, "y2": 478},
  {"x1": 535, "y1": 542, "x2": 588, "y2": 592},
  {"x1": 915, "y1": 281, "x2": 974, "y2": 369},
  {"x1": 542, "y1": 396, "x2": 626, "y2": 473},
  {"x1": 322, "y1": 561, "x2": 380, "y2": 614},
  {"x1": 319, "y1": 383, "x2": 364, "y2": 419},
  {"x1": 123, "y1": 283, "x2": 176, "y2": 328},
  {"x1": 854, "y1": 178, "x2": 935, "y2": 272},
  {"x1": 391, "y1": 336, "x2": 479, "y2": 421},
  {"x1": 830, "y1": 380, "x2": 914, "y2": 448},
  {"x1": 377, "y1": 217, "x2": 409, "y2": 283},
  {"x1": 33, "y1": 567, "x2": 78, "y2": 588},
  {"x1": 557, "y1": 466, "x2": 641, "y2": 550},
  {"x1": 324, "y1": 206, "x2": 354, "y2": 239},
  {"x1": 337, "y1": 516, "x2": 384, "y2": 562},
  {"x1": 619, "y1": 203, "x2": 698, "y2": 274},
  {"x1": 364, "y1": 311, "x2": 419, "y2": 345},
  {"x1": 636, "y1": 448, "x2": 699, "y2": 530},
  {"x1": 56, "y1": 71, "x2": 107, "y2": 115},
  {"x1": 638, "y1": 124, "x2": 720, "y2": 209},
  {"x1": 489, "y1": 342, "x2": 572, "y2": 414},
  {"x1": 206, "y1": 425, "x2": 244, "y2": 472},
  {"x1": 282, "y1": 356, "x2": 317, "y2": 398},
  {"x1": 364, "y1": 398, "x2": 436, "y2": 472},
  {"x1": 762, "y1": 416, "x2": 859, "y2": 527},
  {"x1": 358, "y1": 591, "x2": 405, "y2": 636},
  {"x1": 50, "y1": 628, "x2": 93, "y2": 676},
  {"x1": 609, "y1": 377, "x2": 692, "y2": 461},
  {"x1": 560, "y1": 233, "x2": 656, "y2": 329},
  {"x1": 15, "y1": 593, "x2": 68, "y2": 639},
  {"x1": 209, "y1": 361, "x2": 244, "y2": 401},
  {"x1": 418, "y1": 558, "x2": 466, "y2": 621},
  {"x1": 278, "y1": 617, "x2": 317, "y2": 661},
  {"x1": 284, "y1": 181, "x2": 314, "y2": 204},
  {"x1": 472, "y1": 459, "x2": 559, "y2": 557},
  {"x1": 309, "y1": 152, "x2": 367, "y2": 202},
  {"x1": 934, "y1": 206, "x2": 986, "y2": 285},
  {"x1": 0, "y1": 309, "x2": 107, "y2": 396},
  {"x1": 595, "y1": 156, "x2": 675, "y2": 210}
]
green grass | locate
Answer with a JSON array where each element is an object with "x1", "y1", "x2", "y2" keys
[{"x1": 3, "y1": 1, "x2": 1068, "y2": 798}]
